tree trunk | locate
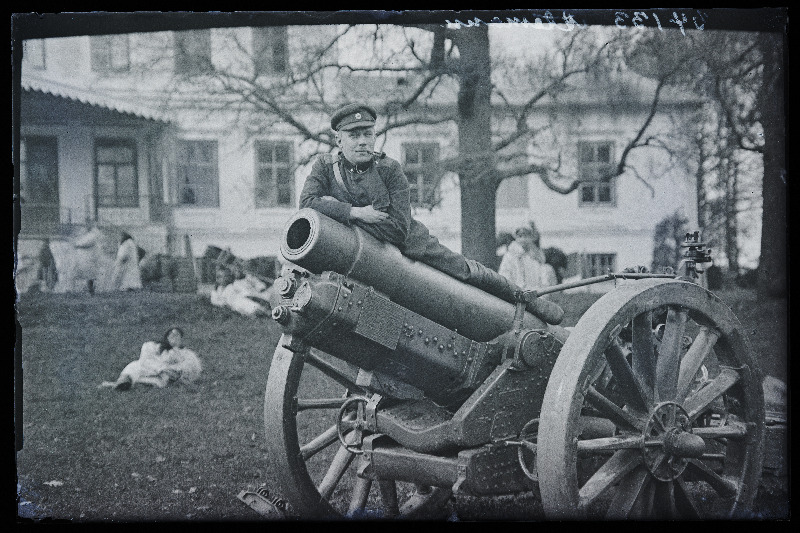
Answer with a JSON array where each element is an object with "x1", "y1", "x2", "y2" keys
[
  {"x1": 694, "y1": 132, "x2": 708, "y2": 237},
  {"x1": 452, "y1": 26, "x2": 496, "y2": 267},
  {"x1": 720, "y1": 139, "x2": 739, "y2": 279},
  {"x1": 757, "y1": 33, "x2": 787, "y2": 296},
  {"x1": 723, "y1": 150, "x2": 740, "y2": 275}
]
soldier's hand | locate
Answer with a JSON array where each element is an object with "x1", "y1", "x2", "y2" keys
[
  {"x1": 350, "y1": 205, "x2": 389, "y2": 224},
  {"x1": 319, "y1": 195, "x2": 337, "y2": 202}
]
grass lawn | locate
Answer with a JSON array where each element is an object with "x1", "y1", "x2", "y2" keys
[{"x1": 14, "y1": 284, "x2": 787, "y2": 522}]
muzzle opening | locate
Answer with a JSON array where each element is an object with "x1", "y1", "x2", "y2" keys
[{"x1": 285, "y1": 217, "x2": 312, "y2": 251}]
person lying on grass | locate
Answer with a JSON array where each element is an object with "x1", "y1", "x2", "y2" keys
[
  {"x1": 209, "y1": 264, "x2": 271, "y2": 318},
  {"x1": 99, "y1": 327, "x2": 202, "y2": 390}
]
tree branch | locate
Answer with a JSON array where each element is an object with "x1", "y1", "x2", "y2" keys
[{"x1": 614, "y1": 73, "x2": 668, "y2": 177}]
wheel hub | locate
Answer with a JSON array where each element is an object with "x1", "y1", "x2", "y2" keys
[{"x1": 642, "y1": 402, "x2": 704, "y2": 481}]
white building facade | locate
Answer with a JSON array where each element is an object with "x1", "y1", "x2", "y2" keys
[{"x1": 18, "y1": 25, "x2": 701, "y2": 289}]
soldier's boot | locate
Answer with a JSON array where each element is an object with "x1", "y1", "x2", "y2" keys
[{"x1": 464, "y1": 258, "x2": 521, "y2": 303}]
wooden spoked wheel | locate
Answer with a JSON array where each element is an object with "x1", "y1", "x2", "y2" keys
[
  {"x1": 537, "y1": 279, "x2": 764, "y2": 520},
  {"x1": 264, "y1": 340, "x2": 452, "y2": 519}
]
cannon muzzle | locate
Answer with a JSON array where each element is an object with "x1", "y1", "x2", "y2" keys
[{"x1": 280, "y1": 209, "x2": 552, "y2": 342}]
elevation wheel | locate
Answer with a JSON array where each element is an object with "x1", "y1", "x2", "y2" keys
[{"x1": 264, "y1": 338, "x2": 452, "y2": 519}]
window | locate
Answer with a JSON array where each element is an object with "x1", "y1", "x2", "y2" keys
[
  {"x1": 96, "y1": 139, "x2": 138, "y2": 207},
  {"x1": 176, "y1": 140, "x2": 219, "y2": 206},
  {"x1": 402, "y1": 143, "x2": 440, "y2": 207},
  {"x1": 255, "y1": 141, "x2": 294, "y2": 207},
  {"x1": 174, "y1": 30, "x2": 212, "y2": 75},
  {"x1": 20, "y1": 136, "x2": 60, "y2": 231},
  {"x1": 253, "y1": 26, "x2": 288, "y2": 74},
  {"x1": 21, "y1": 136, "x2": 59, "y2": 204},
  {"x1": 23, "y1": 39, "x2": 46, "y2": 69},
  {"x1": 578, "y1": 141, "x2": 616, "y2": 206},
  {"x1": 90, "y1": 34, "x2": 130, "y2": 72},
  {"x1": 583, "y1": 253, "x2": 616, "y2": 278}
]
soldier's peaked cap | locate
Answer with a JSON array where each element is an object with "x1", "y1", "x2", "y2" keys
[{"x1": 331, "y1": 103, "x2": 377, "y2": 131}]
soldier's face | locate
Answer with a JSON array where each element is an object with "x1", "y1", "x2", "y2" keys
[{"x1": 337, "y1": 127, "x2": 375, "y2": 164}]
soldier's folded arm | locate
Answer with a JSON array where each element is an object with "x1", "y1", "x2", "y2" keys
[
  {"x1": 358, "y1": 163, "x2": 412, "y2": 247},
  {"x1": 375, "y1": 187, "x2": 412, "y2": 246},
  {"x1": 353, "y1": 203, "x2": 408, "y2": 247},
  {"x1": 298, "y1": 158, "x2": 353, "y2": 224}
]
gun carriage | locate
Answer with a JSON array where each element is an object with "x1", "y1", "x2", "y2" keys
[{"x1": 263, "y1": 208, "x2": 765, "y2": 520}]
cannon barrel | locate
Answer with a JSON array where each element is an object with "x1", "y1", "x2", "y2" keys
[{"x1": 280, "y1": 209, "x2": 550, "y2": 342}]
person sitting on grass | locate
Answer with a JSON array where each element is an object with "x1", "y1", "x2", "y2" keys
[{"x1": 99, "y1": 327, "x2": 202, "y2": 391}]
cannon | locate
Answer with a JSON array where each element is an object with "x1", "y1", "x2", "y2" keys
[{"x1": 262, "y1": 208, "x2": 765, "y2": 520}]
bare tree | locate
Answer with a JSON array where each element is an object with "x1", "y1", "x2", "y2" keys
[
  {"x1": 683, "y1": 105, "x2": 762, "y2": 279},
  {"x1": 625, "y1": 27, "x2": 785, "y2": 294}
]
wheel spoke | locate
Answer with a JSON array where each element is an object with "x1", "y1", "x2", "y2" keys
[
  {"x1": 317, "y1": 442, "x2": 356, "y2": 500},
  {"x1": 630, "y1": 476, "x2": 657, "y2": 518},
  {"x1": 605, "y1": 466, "x2": 650, "y2": 519},
  {"x1": 631, "y1": 312, "x2": 656, "y2": 405},
  {"x1": 677, "y1": 326, "x2": 721, "y2": 402},
  {"x1": 300, "y1": 411, "x2": 356, "y2": 461},
  {"x1": 347, "y1": 477, "x2": 372, "y2": 516},
  {"x1": 585, "y1": 386, "x2": 645, "y2": 432},
  {"x1": 673, "y1": 477, "x2": 703, "y2": 519},
  {"x1": 655, "y1": 307, "x2": 688, "y2": 402},
  {"x1": 683, "y1": 367, "x2": 741, "y2": 421},
  {"x1": 305, "y1": 350, "x2": 363, "y2": 393},
  {"x1": 378, "y1": 480, "x2": 400, "y2": 518},
  {"x1": 649, "y1": 450, "x2": 669, "y2": 473},
  {"x1": 578, "y1": 449, "x2": 642, "y2": 509},
  {"x1": 604, "y1": 340, "x2": 650, "y2": 413},
  {"x1": 652, "y1": 480, "x2": 677, "y2": 519},
  {"x1": 296, "y1": 397, "x2": 349, "y2": 411},
  {"x1": 686, "y1": 459, "x2": 738, "y2": 498},
  {"x1": 300, "y1": 423, "x2": 340, "y2": 461},
  {"x1": 692, "y1": 421, "x2": 748, "y2": 440},
  {"x1": 577, "y1": 435, "x2": 644, "y2": 453}
]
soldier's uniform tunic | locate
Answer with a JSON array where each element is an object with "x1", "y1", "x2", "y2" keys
[{"x1": 299, "y1": 151, "x2": 472, "y2": 282}]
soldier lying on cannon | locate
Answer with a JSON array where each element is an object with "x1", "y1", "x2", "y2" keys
[
  {"x1": 257, "y1": 103, "x2": 765, "y2": 520},
  {"x1": 299, "y1": 103, "x2": 557, "y2": 320}
]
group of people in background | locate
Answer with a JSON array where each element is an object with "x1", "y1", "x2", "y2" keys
[
  {"x1": 497, "y1": 223, "x2": 560, "y2": 293},
  {"x1": 97, "y1": 250, "x2": 276, "y2": 393},
  {"x1": 21, "y1": 224, "x2": 144, "y2": 294},
  {"x1": 97, "y1": 251, "x2": 278, "y2": 392},
  {"x1": 57, "y1": 218, "x2": 556, "y2": 394}
]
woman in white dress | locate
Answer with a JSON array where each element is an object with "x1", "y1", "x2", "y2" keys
[
  {"x1": 110, "y1": 232, "x2": 142, "y2": 291},
  {"x1": 100, "y1": 327, "x2": 202, "y2": 390},
  {"x1": 498, "y1": 226, "x2": 558, "y2": 292}
]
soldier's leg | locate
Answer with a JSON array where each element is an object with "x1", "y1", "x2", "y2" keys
[
  {"x1": 411, "y1": 233, "x2": 520, "y2": 302},
  {"x1": 414, "y1": 236, "x2": 471, "y2": 281}
]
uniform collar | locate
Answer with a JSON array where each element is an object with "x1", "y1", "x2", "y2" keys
[{"x1": 339, "y1": 152, "x2": 375, "y2": 176}]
